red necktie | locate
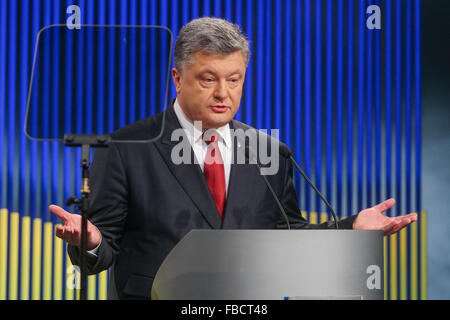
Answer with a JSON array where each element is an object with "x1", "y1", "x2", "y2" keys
[{"x1": 203, "y1": 132, "x2": 226, "y2": 219}]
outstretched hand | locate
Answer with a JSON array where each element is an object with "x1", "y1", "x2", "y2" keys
[
  {"x1": 352, "y1": 198, "x2": 418, "y2": 236},
  {"x1": 49, "y1": 204, "x2": 102, "y2": 250}
]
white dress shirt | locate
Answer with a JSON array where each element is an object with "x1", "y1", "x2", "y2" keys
[{"x1": 173, "y1": 98, "x2": 232, "y2": 196}]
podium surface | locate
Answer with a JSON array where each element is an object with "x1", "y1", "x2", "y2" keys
[{"x1": 151, "y1": 230, "x2": 384, "y2": 300}]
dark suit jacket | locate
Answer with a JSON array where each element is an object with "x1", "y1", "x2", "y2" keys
[{"x1": 68, "y1": 101, "x2": 357, "y2": 299}]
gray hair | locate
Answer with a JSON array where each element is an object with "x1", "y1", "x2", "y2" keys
[{"x1": 174, "y1": 17, "x2": 250, "y2": 72}]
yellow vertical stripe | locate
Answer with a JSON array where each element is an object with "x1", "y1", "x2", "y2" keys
[
  {"x1": 383, "y1": 236, "x2": 387, "y2": 300},
  {"x1": 300, "y1": 210, "x2": 308, "y2": 221},
  {"x1": 8, "y1": 212, "x2": 19, "y2": 300},
  {"x1": 43, "y1": 222, "x2": 53, "y2": 300},
  {"x1": 389, "y1": 233, "x2": 398, "y2": 300},
  {"x1": 410, "y1": 219, "x2": 418, "y2": 300},
  {"x1": 400, "y1": 228, "x2": 407, "y2": 300},
  {"x1": 320, "y1": 213, "x2": 328, "y2": 223},
  {"x1": 0, "y1": 209, "x2": 8, "y2": 300},
  {"x1": 420, "y1": 211, "x2": 427, "y2": 300},
  {"x1": 98, "y1": 270, "x2": 108, "y2": 300},
  {"x1": 88, "y1": 275, "x2": 96, "y2": 300},
  {"x1": 21, "y1": 216, "x2": 31, "y2": 300},
  {"x1": 32, "y1": 218, "x2": 42, "y2": 300},
  {"x1": 65, "y1": 250, "x2": 74, "y2": 300},
  {"x1": 309, "y1": 212, "x2": 318, "y2": 224},
  {"x1": 53, "y1": 228, "x2": 63, "y2": 300}
]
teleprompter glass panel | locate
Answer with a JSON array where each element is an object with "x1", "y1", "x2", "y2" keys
[{"x1": 25, "y1": 25, "x2": 173, "y2": 143}]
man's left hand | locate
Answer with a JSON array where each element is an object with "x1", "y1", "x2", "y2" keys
[{"x1": 352, "y1": 198, "x2": 418, "y2": 236}]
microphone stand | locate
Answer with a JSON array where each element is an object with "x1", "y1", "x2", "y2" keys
[
  {"x1": 289, "y1": 155, "x2": 339, "y2": 230},
  {"x1": 245, "y1": 145, "x2": 291, "y2": 230},
  {"x1": 64, "y1": 134, "x2": 110, "y2": 300},
  {"x1": 278, "y1": 145, "x2": 339, "y2": 230}
]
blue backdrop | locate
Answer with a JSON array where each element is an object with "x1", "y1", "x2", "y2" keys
[{"x1": 0, "y1": 0, "x2": 425, "y2": 300}]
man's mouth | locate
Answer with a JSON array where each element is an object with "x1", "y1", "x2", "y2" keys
[{"x1": 210, "y1": 105, "x2": 230, "y2": 113}]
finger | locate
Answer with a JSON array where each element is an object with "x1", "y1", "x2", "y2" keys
[
  {"x1": 398, "y1": 216, "x2": 415, "y2": 228},
  {"x1": 384, "y1": 220, "x2": 401, "y2": 236},
  {"x1": 49, "y1": 205, "x2": 71, "y2": 224},
  {"x1": 386, "y1": 222, "x2": 402, "y2": 236},
  {"x1": 66, "y1": 226, "x2": 80, "y2": 245},
  {"x1": 393, "y1": 213, "x2": 416, "y2": 220},
  {"x1": 72, "y1": 224, "x2": 80, "y2": 235},
  {"x1": 401, "y1": 213, "x2": 418, "y2": 221},
  {"x1": 55, "y1": 225, "x2": 65, "y2": 239},
  {"x1": 393, "y1": 215, "x2": 415, "y2": 225},
  {"x1": 386, "y1": 217, "x2": 415, "y2": 236},
  {"x1": 390, "y1": 221, "x2": 409, "y2": 235},
  {"x1": 60, "y1": 226, "x2": 74, "y2": 242},
  {"x1": 373, "y1": 198, "x2": 396, "y2": 213},
  {"x1": 56, "y1": 226, "x2": 78, "y2": 244}
]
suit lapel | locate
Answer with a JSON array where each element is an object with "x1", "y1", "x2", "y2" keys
[
  {"x1": 154, "y1": 103, "x2": 222, "y2": 229},
  {"x1": 221, "y1": 120, "x2": 258, "y2": 225}
]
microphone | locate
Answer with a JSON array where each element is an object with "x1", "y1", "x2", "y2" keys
[
  {"x1": 245, "y1": 145, "x2": 291, "y2": 230},
  {"x1": 279, "y1": 145, "x2": 339, "y2": 230}
]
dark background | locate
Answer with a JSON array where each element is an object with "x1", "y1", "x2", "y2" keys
[{"x1": 422, "y1": 0, "x2": 450, "y2": 299}]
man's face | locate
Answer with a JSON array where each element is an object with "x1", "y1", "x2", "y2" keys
[{"x1": 172, "y1": 50, "x2": 247, "y2": 129}]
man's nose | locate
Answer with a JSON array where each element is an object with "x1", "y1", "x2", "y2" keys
[{"x1": 213, "y1": 80, "x2": 228, "y2": 101}]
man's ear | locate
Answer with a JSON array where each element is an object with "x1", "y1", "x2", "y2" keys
[{"x1": 172, "y1": 67, "x2": 182, "y2": 94}]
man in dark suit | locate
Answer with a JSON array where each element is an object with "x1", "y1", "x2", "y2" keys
[{"x1": 50, "y1": 17, "x2": 417, "y2": 299}]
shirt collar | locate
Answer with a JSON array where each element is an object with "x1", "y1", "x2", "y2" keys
[{"x1": 173, "y1": 98, "x2": 231, "y2": 148}]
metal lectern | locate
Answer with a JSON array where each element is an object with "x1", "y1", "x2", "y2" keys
[{"x1": 151, "y1": 230, "x2": 384, "y2": 300}]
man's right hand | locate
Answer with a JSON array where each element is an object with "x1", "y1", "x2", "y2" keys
[{"x1": 49, "y1": 204, "x2": 102, "y2": 251}]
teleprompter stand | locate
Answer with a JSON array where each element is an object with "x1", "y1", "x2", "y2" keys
[{"x1": 64, "y1": 134, "x2": 111, "y2": 300}]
